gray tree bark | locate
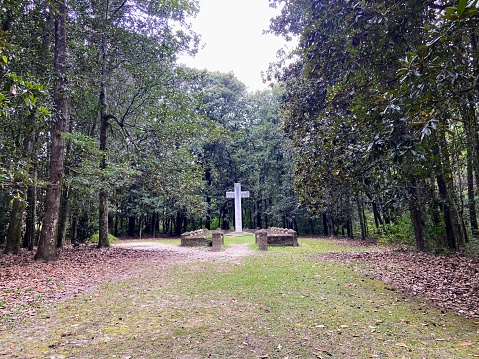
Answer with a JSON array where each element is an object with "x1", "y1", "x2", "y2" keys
[{"x1": 35, "y1": 0, "x2": 68, "y2": 261}]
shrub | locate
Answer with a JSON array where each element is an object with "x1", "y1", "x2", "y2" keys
[{"x1": 89, "y1": 233, "x2": 118, "y2": 244}]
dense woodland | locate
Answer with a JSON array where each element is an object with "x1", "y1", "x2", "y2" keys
[
  {"x1": 1, "y1": 0, "x2": 479, "y2": 261},
  {"x1": 269, "y1": 0, "x2": 479, "y2": 253}
]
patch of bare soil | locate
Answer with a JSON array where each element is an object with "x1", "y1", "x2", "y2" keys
[
  {"x1": 315, "y1": 242, "x2": 479, "y2": 319},
  {"x1": 114, "y1": 240, "x2": 255, "y2": 262},
  {"x1": 0, "y1": 241, "x2": 256, "y2": 328}
]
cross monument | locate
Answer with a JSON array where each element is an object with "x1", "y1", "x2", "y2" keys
[{"x1": 226, "y1": 183, "x2": 250, "y2": 232}]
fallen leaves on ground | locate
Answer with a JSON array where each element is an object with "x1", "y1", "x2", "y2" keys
[
  {"x1": 316, "y1": 242, "x2": 479, "y2": 319},
  {"x1": 0, "y1": 243, "x2": 185, "y2": 326},
  {"x1": 2, "y1": 238, "x2": 479, "y2": 330}
]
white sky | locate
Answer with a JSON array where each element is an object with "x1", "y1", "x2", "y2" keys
[{"x1": 178, "y1": 0, "x2": 289, "y2": 92}]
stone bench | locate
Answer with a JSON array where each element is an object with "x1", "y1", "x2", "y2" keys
[
  {"x1": 255, "y1": 227, "x2": 299, "y2": 247},
  {"x1": 180, "y1": 229, "x2": 211, "y2": 247}
]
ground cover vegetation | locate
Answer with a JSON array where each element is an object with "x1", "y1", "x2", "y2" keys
[{"x1": 1, "y1": 237, "x2": 478, "y2": 358}]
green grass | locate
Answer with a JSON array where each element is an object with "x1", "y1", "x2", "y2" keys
[
  {"x1": 224, "y1": 233, "x2": 257, "y2": 248},
  {"x1": 1, "y1": 238, "x2": 478, "y2": 358}
]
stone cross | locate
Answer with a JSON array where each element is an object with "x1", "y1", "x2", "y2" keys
[{"x1": 226, "y1": 183, "x2": 250, "y2": 232}]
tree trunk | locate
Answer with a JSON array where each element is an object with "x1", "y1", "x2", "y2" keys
[
  {"x1": 56, "y1": 185, "x2": 70, "y2": 248},
  {"x1": 346, "y1": 216, "x2": 353, "y2": 239},
  {"x1": 139, "y1": 215, "x2": 144, "y2": 239},
  {"x1": 468, "y1": 152, "x2": 478, "y2": 229},
  {"x1": 357, "y1": 200, "x2": 366, "y2": 240},
  {"x1": 23, "y1": 182, "x2": 36, "y2": 251},
  {"x1": 372, "y1": 202, "x2": 383, "y2": 230},
  {"x1": 329, "y1": 214, "x2": 335, "y2": 237},
  {"x1": 408, "y1": 180, "x2": 425, "y2": 251},
  {"x1": 364, "y1": 186, "x2": 384, "y2": 230},
  {"x1": 256, "y1": 198, "x2": 262, "y2": 229},
  {"x1": 97, "y1": 34, "x2": 110, "y2": 248},
  {"x1": 175, "y1": 211, "x2": 183, "y2": 236},
  {"x1": 35, "y1": 0, "x2": 68, "y2": 261},
  {"x1": 437, "y1": 126, "x2": 464, "y2": 250},
  {"x1": 5, "y1": 197, "x2": 24, "y2": 254},
  {"x1": 436, "y1": 172, "x2": 456, "y2": 250},
  {"x1": 205, "y1": 167, "x2": 211, "y2": 230},
  {"x1": 128, "y1": 216, "x2": 136, "y2": 237},
  {"x1": 70, "y1": 215, "x2": 78, "y2": 244},
  {"x1": 114, "y1": 211, "x2": 119, "y2": 237},
  {"x1": 98, "y1": 154, "x2": 109, "y2": 247},
  {"x1": 23, "y1": 113, "x2": 38, "y2": 251},
  {"x1": 463, "y1": 99, "x2": 479, "y2": 237},
  {"x1": 322, "y1": 212, "x2": 328, "y2": 236}
]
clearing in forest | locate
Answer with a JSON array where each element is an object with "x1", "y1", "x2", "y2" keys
[{"x1": 0, "y1": 235, "x2": 478, "y2": 358}]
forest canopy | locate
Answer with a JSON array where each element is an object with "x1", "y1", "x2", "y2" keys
[
  {"x1": 1, "y1": 0, "x2": 479, "y2": 260},
  {"x1": 268, "y1": 0, "x2": 479, "y2": 253}
]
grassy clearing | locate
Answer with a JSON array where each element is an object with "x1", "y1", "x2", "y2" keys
[{"x1": 1, "y1": 237, "x2": 478, "y2": 358}]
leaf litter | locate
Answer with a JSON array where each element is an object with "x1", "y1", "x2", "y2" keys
[{"x1": 315, "y1": 242, "x2": 479, "y2": 319}]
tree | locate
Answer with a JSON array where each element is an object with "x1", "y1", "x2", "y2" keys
[
  {"x1": 268, "y1": 0, "x2": 469, "y2": 249},
  {"x1": 34, "y1": 0, "x2": 68, "y2": 261},
  {"x1": 1, "y1": 0, "x2": 53, "y2": 251}
]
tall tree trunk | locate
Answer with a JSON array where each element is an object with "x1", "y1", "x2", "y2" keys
[
  {"x1": 463, "y1": 99, "x2": 479, "y2": 237},
  {"x1": 114, "y1": 211, "x2": 119, "y2": 237},
  {"x1": 467, "y1": 152, "x2": 479, "y2": 237},
  {"x1": 35, "y1": 0, "x2": 68, "y2": 261},
  {"x1": 408, "y1": 179, "x2": 425, "y2": 251},
  {"x1": 57, "y1": 122, "x2": 72, "y2": 248},
  {"x1": 70, "y1": 214, "x2": 78, "y2": 244},
  {"x1": 205, "y1": 167, "x2": 211, "y2": 230},
  {"x1": 128, "y1": 216, "x2": 136, "y2": 237},
  {"x1": 56, "y1": 185, "x2": 70, "y2": 247},
  {"x1": 139, "y1": 215, "x2": 144, "y2": 239},
  {"x1": 24, "y1": 182, "x2": 36, "y2": 251},
  {"x1": 256, "y1": 198, "x2": 262, "y2": 229},
  {"x1": 5, "y1": 197, "x2": 24, "y2": 254},
  {"x1": 436, "y1": 125, "x2": 464, "y2": 250},
  {"x1": 436, "y1": 173, "x2": 456, "y2": 249},
  {"x1": 97, "y1": 33, "x2": 110, "y2": 248},
  {"x1": 263, "y1": 199, "x2": 268, "y2": 229},
  {"x1": 363, "y1": 186, "x2": 384, "y2": 230},
  {"x1": 23, "y1": 113, "x2": 37, "y2": 251},
  {"x1": 175, "y1": 211, "x2": 183, "y2": 236},
  {"x1": 357, "y1": 200, "x2": 366, "y2": 240},
  {"x1": 322, "y1": 212, "x2": 329, "y2": 236},
  {"x1": 346, "y1": 212, "x2": 353, "y2": 239},
  {"x1": 329, "y1": 213, "x2": 335, "y2": 237}
]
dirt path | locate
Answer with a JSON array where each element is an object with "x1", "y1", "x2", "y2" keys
[{"x1": 113, "y1": 241, "x2": 257, "y2": 262}]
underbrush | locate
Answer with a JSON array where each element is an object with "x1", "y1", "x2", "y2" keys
[{"x1": 88, "y1": 232, "x2": 118, "y2": 244}]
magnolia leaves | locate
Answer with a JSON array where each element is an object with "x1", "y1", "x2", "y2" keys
[{"x1": 444, "y1": 0, "x2": 478, "y2": 20}]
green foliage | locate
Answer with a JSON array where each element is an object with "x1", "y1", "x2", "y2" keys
[
  {"x1": 269, "y1": 0, "x2": 479, "y2": 250},
  {"x1": 382, "y1": 215, "x2": 415, "y2": 246},
  {"x1": 89, "y1": 232, "x2": 118, "y2": 245},
  {"x1": 463, "y1": 236, "x2": 479, "y2": 257},
  {"x1": 77, "y1": 213, "x2": 97, "y2": 243},
  {"x1": 210, "y1": 217, "x2": 219, "y2": 230}
]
